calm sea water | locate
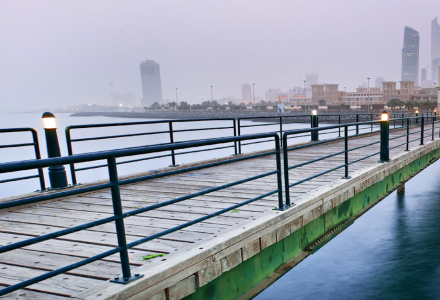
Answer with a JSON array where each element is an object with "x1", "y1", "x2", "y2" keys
[{"x1": 255, "y1": 158, "x2": 440, "y2": 300}]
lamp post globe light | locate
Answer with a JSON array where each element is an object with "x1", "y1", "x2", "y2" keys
[
  {"x1": 416, "y1": 109, "x2": 419, "y2": 124},
  {"x1": 311, "y1": 110, "x2": 318, "y2": 141},
  {"x1": 380, "y1": 110, "x2": 390, "y2": 162},
  {"x1": 42, "y1": 112, "x2": 68, "y2": 189}
]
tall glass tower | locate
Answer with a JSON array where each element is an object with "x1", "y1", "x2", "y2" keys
[
  {"x1": 140, "y1": 60, "x2": 163, "y2": 107},
  {"x1": 432, "y1": 18, "x2": 440, "y2": 84},
  {"x1": 401, "y1": 26, "x2": 420, "y2": 86}
]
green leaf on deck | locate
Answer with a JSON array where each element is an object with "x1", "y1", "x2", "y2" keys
[
  {"x1": 231, "y1": 210, "x2": 239, "y2": 213},
  {"x1": 141, "y1": 254, "x2": 166, "y2": 260}
]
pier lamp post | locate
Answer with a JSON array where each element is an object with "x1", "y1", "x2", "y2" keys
[
  {"x1": 311, "y1": 109, "x2": 319, "y2": 141},
  {"x1": 42, "y1": 112, "x2": 68, "y2": 189},
  {"x1": 380, "y1": 110, "x2": 390, "y2": 162},
  {"x1": 435, "y1": 108, "x2": 437, "y2": 121},
  {"x1": 415, "y1": 109, "x2": 419, "y2": 124}
]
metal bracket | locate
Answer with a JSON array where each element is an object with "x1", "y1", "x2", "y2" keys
[
  {"x1": 274, "y1": 203, "x2": 296, "y2": 211},
  {"x1": 341, "y1": 176, "x2": 352, "y2": 179},
  {"x1": 110, "y1": 273, "x2": 144, "y2": 284},
  {"x1": 45, "y1": 183, "x2": 82, "y2": 192},
  {"x1": 168, "y1": 164, "x2": 180, "y2": 167}
]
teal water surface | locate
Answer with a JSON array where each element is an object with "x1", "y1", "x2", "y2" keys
[{"x1": 255, "y1": 159, "x2": 440, "y2": 300}]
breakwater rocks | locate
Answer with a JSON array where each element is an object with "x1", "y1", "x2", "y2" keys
[{"x1": 70, "y1": 111, "x2": 382, "y2": 124}]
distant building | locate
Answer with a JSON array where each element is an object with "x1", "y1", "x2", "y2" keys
[
  {"x1": 401, "y1": 26, "x2": 420, "y2": 86},
  {"x1": 140, "y1": 60, "x2": 163, "y2": 107},
  {"x1": 432, "y1": 18, "x2": 440, "y2": 82},
  {"x1": 382, "y1": 81, "x2": 415, "y2": 103},
  {"x1": 265, "y1": 88, "x2": 284, "y2": 102},
  {"x1": 433, "y1": 59, "x2": 440, "y2": 85},
  {"x1": 311, "y1": 84, "x2": 341, "y2": 106},
  {"x1": 340, "y1": 87, "x2": 382, "y2": 106},
  {"x1": 306, "y1": 73, "x2": 318, "y2": 90},
  {"x1": 241, "y1": 84, "x2": 252, "y2": 104},
  {"x1": 413, "y1": 87, "x2": 438, "y2": 103},
  {"x1": 375, "y1": 77, "x2": 385, "y2": 90}
]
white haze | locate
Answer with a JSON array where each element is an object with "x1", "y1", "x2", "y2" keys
[{"x1": 1, "y1": 0, "x2": 439, "y2": 111}]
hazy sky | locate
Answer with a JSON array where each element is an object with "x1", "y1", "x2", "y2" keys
[{"x1": 1, "y1": 0, "x2": 440, "y2": 111}]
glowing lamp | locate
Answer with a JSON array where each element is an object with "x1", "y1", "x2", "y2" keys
[
  {"x1": 42, "y1": 112, "x2": 57, "y2": 129},
  {"x1": 381, "y1": 111, "x2": 389, "y2": 121},
  {"x1": 415, "y1": 110, "x2": 419, "y2": 114},
  {"x1": 312, "y1": 110, "x2": 317, "y2": 116}
]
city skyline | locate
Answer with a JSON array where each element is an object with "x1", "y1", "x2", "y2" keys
[{"x1": 2, "y1": 1, "x2": 440, "y2": 111}]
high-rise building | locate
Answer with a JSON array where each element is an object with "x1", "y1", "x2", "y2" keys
[
  {"x1": 375, "y1": 77, "x2": 385, "y2": 90},
  {"x1": 306, "y1": 73, "x2": 318, "y2": 90},
  {"x1": 431, "y1": 18, "x2": 440, "y2": 81},
  {"x1": 401, "y1": 26, "x2": 419, "y2": 86},
  {"x1": 433, "y1": 59, "x2": 440, "y2": 85},
  {"x1": 421, "y1": 68, "x2": 427, "y2": 81},
  {"x1": 140, "y1": 60, "x2": 163, "y2": 107},
  {"x1": 241, "y1": 84, "x2": 252, "y2": 103}
]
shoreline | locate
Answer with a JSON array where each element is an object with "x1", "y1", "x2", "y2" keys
[{"x1": 68, "y1": 111, "x2": 386, "y2": 124}]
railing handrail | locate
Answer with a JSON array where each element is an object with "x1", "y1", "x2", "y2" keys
[{"x1": 0, "y1": 132, "x2": 273, "y2": 174}]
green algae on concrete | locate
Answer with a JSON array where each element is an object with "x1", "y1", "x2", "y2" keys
[{"x1": 183, "y1": 148, "x2": 440, "y2": 300}]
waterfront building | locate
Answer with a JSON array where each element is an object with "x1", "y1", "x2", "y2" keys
[
  {"x1": 413, "y1": 87, "x2": 438, "y2": 103},
  {"x1": 287, "y1": 95, "x2": 312, "y2": 107},
  {"x1": 241, "y1": 84, "x2": 252, "y2": 104},
  {"x1": 382, "y1": 81, "x2": 415, "y2": 103},
  {"x1": 311, "y1": 84, "x2": 341, "y2": 106},
  {"x1": 375, "y1": 77, "x2": 385, "y2": 90},
  {"x1": 401, "y1": 26, "x2": 420, "y2": 86},
  {"x1": 140, "y1": 60, "x2": 163, "y2": 107},
  {"x1": 432, "y1": 18, "x2": 440, "y2": 82},
  {"x1": 340, "y1": 87, "x2": 382, "y2": 107}
]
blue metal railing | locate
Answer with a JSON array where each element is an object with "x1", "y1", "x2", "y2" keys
[
  {"x1": 0, "y1": 132, "x2": 283, "y2": 296},
  {"x1": 0, "y1": 128, "x2": 45, "y2": 191},
  {"x1": 65, "y1": 118, "x2": 238, "y2": 185}
]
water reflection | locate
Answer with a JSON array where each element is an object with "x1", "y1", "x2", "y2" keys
[{"x1": 255, "y1": 160, "x2": 440, "y2": 300}]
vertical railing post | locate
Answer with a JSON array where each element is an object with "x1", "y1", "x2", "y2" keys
[
  {"x1": 232, "y1": 119, "x2": 238, "y2": 155},
  {"x1": 420, "y1": 116, "x2": 424, "y2": 145},
  {"x1": 343, "y1": 126, "x2": 350, "y2": 178},
  {"x1": 393, "y1": 114, "x2": 396, "y2": 128},
  {"x1": 279, "y1": 117, "x2": 283, "y2": 147},
  {"x1": 356, "y1": 114, "x2": 359, "y2": 135},
  {"x1": 108, "y1": 157, "x2": 142, "y2": 284},
  {"x1": 406, "y1": 118, "x2": 410, "y2": 151},
  {"x1": 275, "y1": 135, "x2": 285, "y2": 210},
  {"x1": 380, "y1": 110, "x2": 390, "y2": 162},
  {"x1": 416, "y1": 111, "x2": 419, "y2": 124},
  {"x1": 238, "y1": 119, "x2": 242, "y2": 154},
  {"x1": 65, "y1": 127, "x2": 77, "y2": 185},
  {"x1": 283, "y1": 133, "x2": 291, "y2": 208},
  {"x1": 169, "y1": 122, "x2": 176, "y2": 166},
  {"x1": 371, "y1": 114, "x2": 373, "y2": 132},
  {"x1": 432, "y1": 116, "x2": 435, "y2": 141},
  {"x1": 31, "y1": 129, "x2": 46, "y2": 191},
  {"x1": 402, "y1": 114, "x2": 404, "y2": 127},
  {"x1": 311, "y1": 110, "x2": 318, "y2": 141},
  {"x1": 338, "y1": 115, "x2": 341, "y2": 137}
]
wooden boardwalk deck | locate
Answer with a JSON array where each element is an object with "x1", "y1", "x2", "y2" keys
[{"x1": 0, "y1": 126, "x2": 433, "y2": 299}]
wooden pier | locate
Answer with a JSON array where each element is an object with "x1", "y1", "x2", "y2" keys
[{"x1": 0, "y1": 125, "x2": 439, "y2": 300}]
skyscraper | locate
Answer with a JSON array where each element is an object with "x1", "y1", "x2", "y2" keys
[
  {"x1": 401, "y1": 26, "x2": 419, "y2": 86},
  {"x1": 431, "y1": 18, "x2": 440, "y2": 82},
  {"x1": 241, "y1": 84, "x2": 252, "y2": 103},
  {"x1": 140, "y1": 60, "x2": 163, "y2": 107}
]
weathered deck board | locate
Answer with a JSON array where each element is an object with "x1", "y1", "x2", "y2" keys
[{"x1": 0, "y1": 125, "x2": 435, "y2": 299}]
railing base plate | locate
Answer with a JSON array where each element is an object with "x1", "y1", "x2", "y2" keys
[
  {"x1": 110, "y1": 273, "x2": 144, "y2": 284},
  {"x1": 274, "y1": 203, "x2": 296, "y2": 211}
]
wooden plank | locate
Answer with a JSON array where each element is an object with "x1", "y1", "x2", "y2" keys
[
  {"x1": 0, "y1": 289, "x2": 74, "y2": 300},
  {"x1": 0, "y1": 263, "x2": 101, "y2": 297}
]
